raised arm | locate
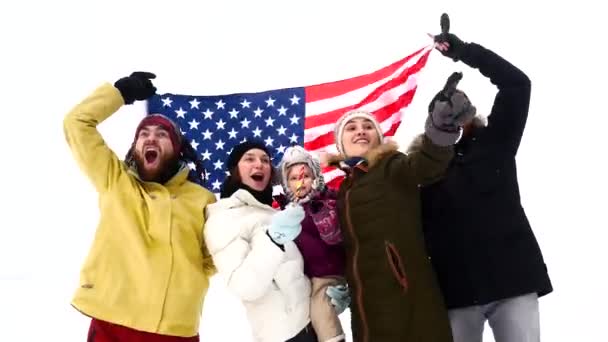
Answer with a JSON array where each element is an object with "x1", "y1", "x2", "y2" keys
[
  {"x1": 385, "y1": 134, "x2": 454, "y2": 188},
  {"x1": 63, "y1": 72, "x2": 157, "y2": 192},
  {"x1": 434, "y1": 13, "x2": 531, "y2": 153},
  {"x1": 458, "y1": 42, "x2": 531, "y2": 151},
  {"x1": 63, "y1": 83, "x2": 127, "y2": 193}
]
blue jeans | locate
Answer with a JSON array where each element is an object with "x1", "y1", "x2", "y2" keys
[{"x1": 448, "y1": 293, "x2": 540, "y2": 342}]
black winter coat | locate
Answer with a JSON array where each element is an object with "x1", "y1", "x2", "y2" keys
[{"x1": 420, "y1": 43, "x2": 553, "y2": 309}]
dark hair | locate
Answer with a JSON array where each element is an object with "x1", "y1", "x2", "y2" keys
[
  {"x1": 181, "y1": 143, "x2": 207, "y2": 185},
  {"x1": 227, "y1": 140, "x2": 272, "y2": 171}
]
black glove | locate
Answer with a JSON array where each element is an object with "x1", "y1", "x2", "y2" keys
[
  {"x1": 433, "y1": 13, "x2": 467, "y2": 62},
  {"x1": 114, "y1": 71, "x2": 157, "y2": 104}
]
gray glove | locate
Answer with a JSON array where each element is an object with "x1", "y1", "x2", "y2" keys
[
  {"x1": 449, "y1": 91, "x2": 477, "y2": 126},
  {"x1": 425, "y1": 115, "x2": 462, "y2": 146},
  {"x1": 425, "y1": 72, "x2": 476, "y2": 146}
]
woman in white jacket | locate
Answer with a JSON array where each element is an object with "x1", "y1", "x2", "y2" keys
[{"x1": 204, "y1": 141, "x2": 348, "y2": 342}]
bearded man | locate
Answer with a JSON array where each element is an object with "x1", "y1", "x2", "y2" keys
[{"x1": 63, "y1": 72, "x2": 216, "y2": 342}]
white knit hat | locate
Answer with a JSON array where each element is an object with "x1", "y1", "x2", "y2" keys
[
  {"x1": 333, "y1": 109, "x2": 384, "y2": 156},
  {"x1": 278, "y1": 145, "x2": 325, "y2": 202}
]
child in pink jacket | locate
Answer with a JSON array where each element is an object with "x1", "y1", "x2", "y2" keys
[{"x1": 278, "y1": 146, "x2": 348, "y2": 342}]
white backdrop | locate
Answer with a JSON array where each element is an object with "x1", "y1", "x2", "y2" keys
[{"x1": 1, "y1": 1, "x2": 606, "y2": 341}]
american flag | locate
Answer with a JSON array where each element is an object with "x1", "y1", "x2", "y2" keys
[{"x1": 147, "y1": 46, "x2": 432, "y2": 193}]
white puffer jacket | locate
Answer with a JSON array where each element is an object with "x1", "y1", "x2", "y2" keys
[{"x1": 204, "y1": 189, "x2": 312, "y2": 342}]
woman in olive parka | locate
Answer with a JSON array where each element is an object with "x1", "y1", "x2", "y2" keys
[{"x1": 324, "y1": 79, "x2": 474, "y2": 342}]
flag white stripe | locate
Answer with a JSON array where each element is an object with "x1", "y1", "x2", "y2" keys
[
  {"x1": 305, "y1": 47, "x2": 429, "y2": 116},
  {"x1": 321, "y1": 168, "x2": 345, "y2": 183},
  {"x1": 303, "y1": 73, "x2": 419, "y2": 142}
]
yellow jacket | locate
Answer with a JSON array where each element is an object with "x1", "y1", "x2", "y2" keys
[{"x1": 63, "y1": 83, "x2": 217, "y2": 337}]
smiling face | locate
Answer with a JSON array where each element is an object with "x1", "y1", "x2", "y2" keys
[
  {"x1": 236, "y1": 148, "x2": 272, "y2": 191},
  {"x1": 341, "y1": 117, "x2": 381, "y2": 157},
  {"x1": 133, "y1": 124, "x2": 178, "y2": 182}
]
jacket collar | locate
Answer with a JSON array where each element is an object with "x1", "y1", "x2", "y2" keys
[
  {"x1": 326, "y1": 140, "x2": 400, "y2": 170},
  {"x1": 207, "y1": 188, "x2": 276, "y2": 216},
  {"x1": 127, "y1": 161, "x2": 190, "y2": 187}
]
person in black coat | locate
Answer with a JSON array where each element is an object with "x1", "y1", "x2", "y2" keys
[{"x1": 420, "y1": 14, "x2": 553, "y2": 342}]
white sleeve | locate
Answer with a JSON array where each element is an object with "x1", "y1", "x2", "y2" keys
[{"x1": 206, "y1": 221, "x2": 285, "y2": 302}]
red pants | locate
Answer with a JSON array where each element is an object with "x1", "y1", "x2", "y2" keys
[{"x1": 87, "y1": 319, "x2": 199, "y2": 342}]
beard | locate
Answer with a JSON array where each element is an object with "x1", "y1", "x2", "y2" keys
[{"x1": 133, "y1": 150, "x2": 180, "y2": 184}]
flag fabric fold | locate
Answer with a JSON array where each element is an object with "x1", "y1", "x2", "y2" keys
[{"x1": 147, "y1": 45, "x2": 432, "y2": 192}]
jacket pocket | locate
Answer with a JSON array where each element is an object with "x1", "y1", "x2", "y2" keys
[{"x1": 385, "y1": 241, "x2": 409, "y2": 292}]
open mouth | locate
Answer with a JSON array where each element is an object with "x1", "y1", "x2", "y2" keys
[
  {"x1": 144, "y1": 148, "x2": 159, "y2": 164},
  {"x1": 354, "y1": 138, "x2": 369, "y2": 144},
  {"x1": 250, "y1": 174, "x2": 264, "y2": 182}
]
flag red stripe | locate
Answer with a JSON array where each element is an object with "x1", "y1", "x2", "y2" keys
[
  {"x1": 304, "y1": 51, "x2": 429, "y2": 129},
  {"x1": 325, "y1": 175, "x2": 344, "y2": 190},
  {"x1": 373, "y1": 87, "x2": 417, "y2": 122},
  {"x1": 304, "y1": 86, "x2": 417, "y2": 151},
  {"x1": 307, "y1": 45, "x2": 433, "y2": 190},
  {"x1": 383, "y1": 121, "x2": 402, "y2": 138},
  {"x1": 304, "y1": 47, "x2": 427, "y2": 103}
]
